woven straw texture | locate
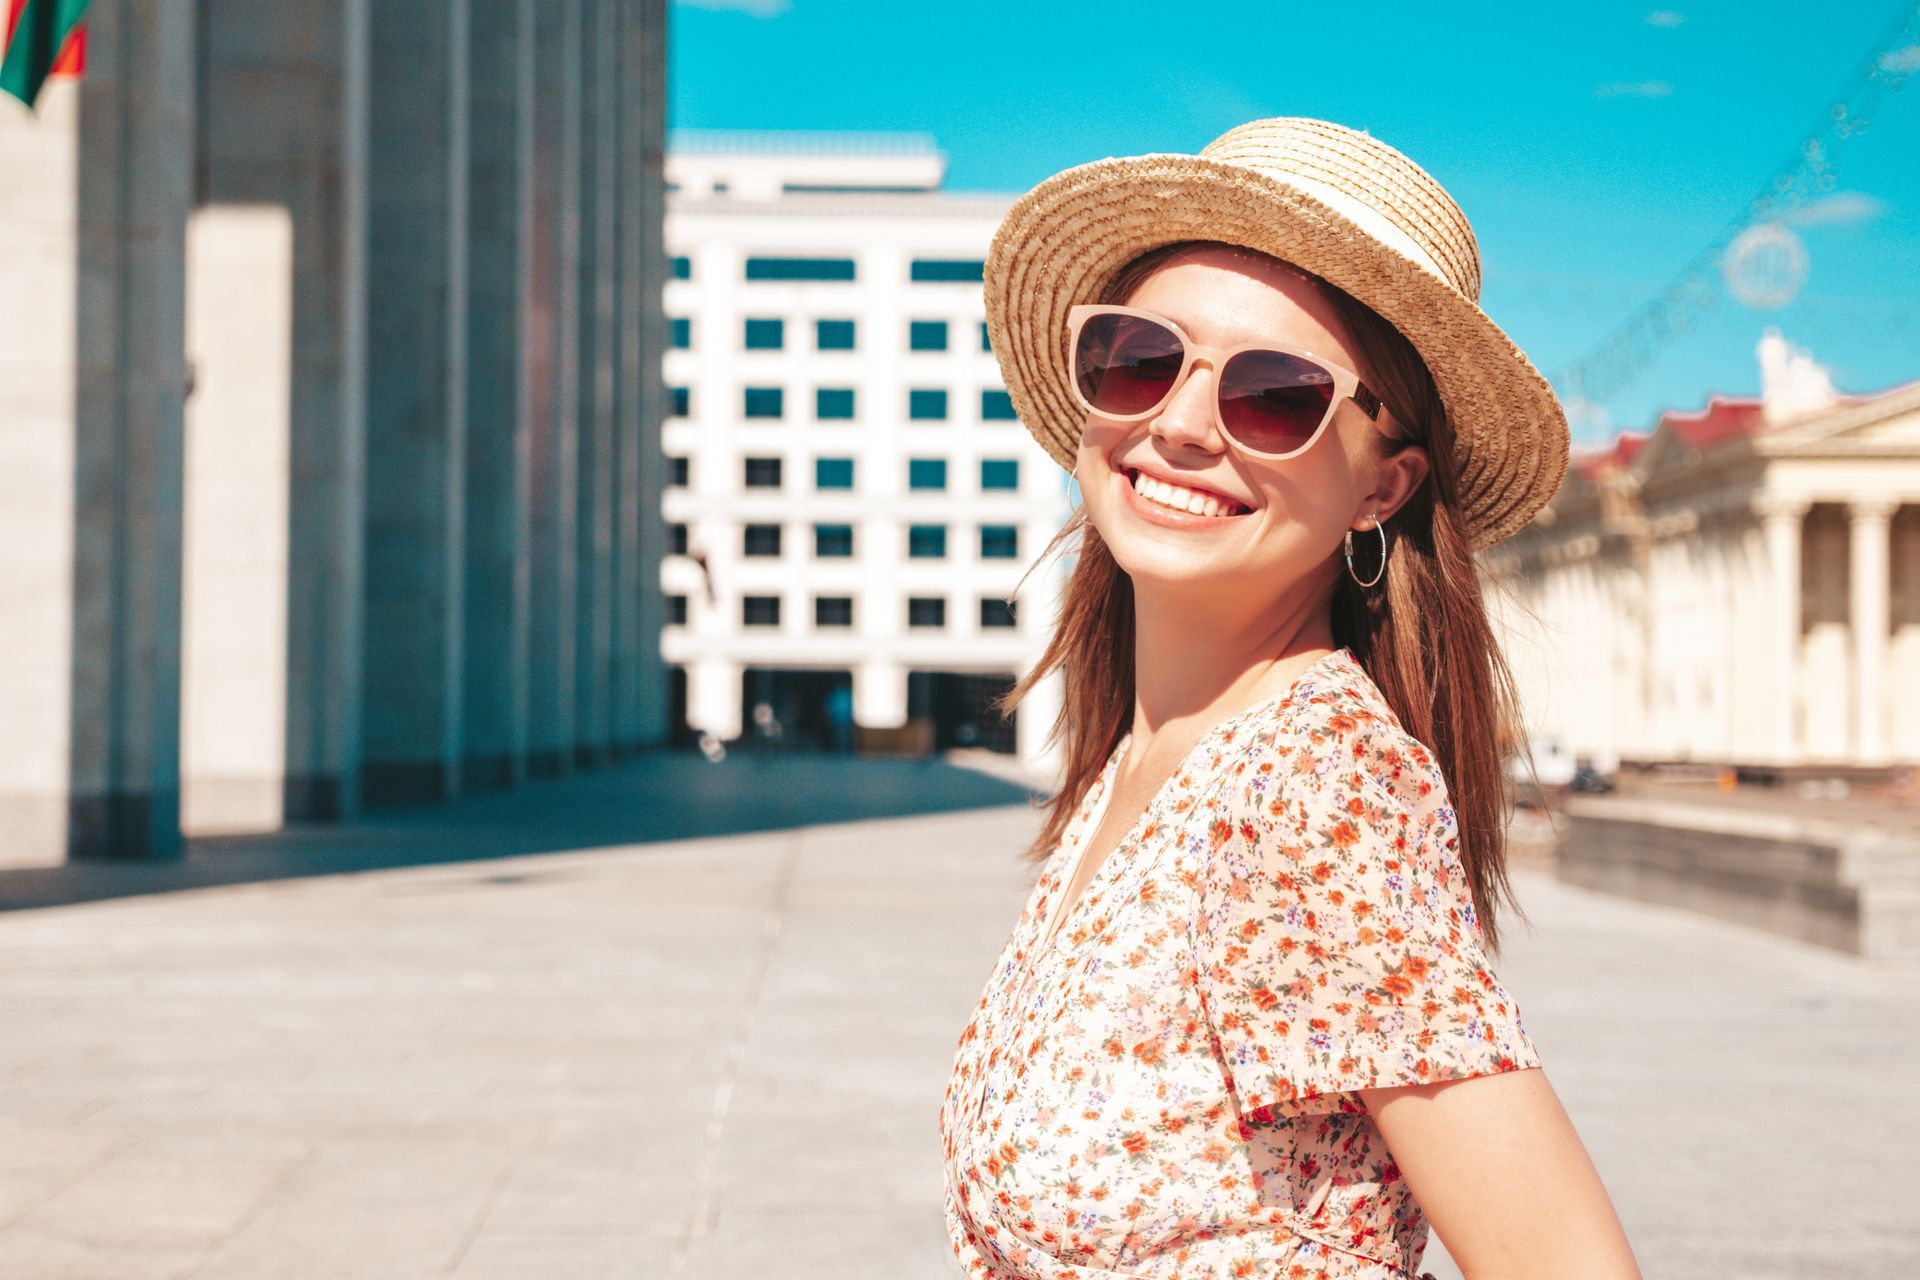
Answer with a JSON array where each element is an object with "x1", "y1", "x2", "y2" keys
[{"x1": 982, "y1": 116, "x2": 1569, "y2": 552}]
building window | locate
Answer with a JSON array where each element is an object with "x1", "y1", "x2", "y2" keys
[
  {"x1": 815, "y1": 596, "x2": 854, "y2": 628},
  {"x1": 669, "y1": 522, "x2": 689, "y2": 555},
  {"x1": 815, "y1": 457, "x2": 855, "y2": 490},
  {"x1": 744, "y1": 318, "x2": 784, "y2": 350},
  {"x1": 743, "y1": 523, "x2": 782, "y2": 557},
  {"x1": 744, "y1": 256, "x2": 856, "y2": 282},
  {"x1": 671, "y1": 317, "x2": 693, "y2": 349},
  {"x1": 816, "y1": 387, "x2": 855, "y2": 420},
  {"x1": 668, "y1": 593, "x2": 688, "y2": 625},
  {"x1": 980, "y1": 458, "x2": 1019, "y2": 491},
  {"x1": 908, "y1": 524, "x2": 947, "y2": 558},
  {"x1": 908, "y1": 458, "x2": 947, "y2": 491},
  {"x1": 668, "y1": 455, "x2": 690, "y2": 487},
  {"x1": 909, "y1": 389, "x2": 948, "y2": 421},
  {"x1": 744, "y1": 386, "x2": 784, "y2": 419},
  {"x1": 980, "y1": 597, "x2": 1017, "y2": 629},
  {"x1": 980, "y1": 390, "x2": 1016, "y2": 421},
  {"x1": 907, "y1": 596, "x2": 947, "y2": 628},
  {"x1": 910, "y1": 320, "x2": 949, "y2": 351},
  {"x1": 670, "y1": 386, "x2": 690, "y2": 417},
  {"x1": 744, "y1": 456, "x2": 782, "y2": 489},
  {"x1": 671, "y1": 256, "x2": 692, "y2": 280},
  {"x1": 979, "y1": 524, "x2": 1018, "y2": 559},
  {"x1": 980, "y1": 321, "x2": 992, "y2": 353},
  {"x1": 742, "y1": 595, "x2": 781, "y2": 628},
  {"x1": 910, "y1": 259, "x2": 985, "y2": 283},
  {"x1": 814, "y1": 523, "x2": 854, "y2": 558},
  {"x1": 816, "y1": 318, "x2": 856, "y2": 350}
]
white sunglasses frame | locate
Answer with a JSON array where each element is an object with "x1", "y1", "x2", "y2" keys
[{"x1": 1064, "y1": 303, "x2": 1400, "y2": 460}]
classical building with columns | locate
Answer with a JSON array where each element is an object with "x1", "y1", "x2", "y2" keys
[
  {"x1": 1484, "y1": 329, "x2": 1920, "y2": 772},
  {"x1": 660, "y1": 131, "x2": 1071, "y2": 770},
  {"x1": 0, "y1": 1, "x2": 671, "y2": 868}
]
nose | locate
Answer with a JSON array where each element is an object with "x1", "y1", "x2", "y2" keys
[{"x1": 1147, "y1": 357, "x2": 1227, "y2": 453}]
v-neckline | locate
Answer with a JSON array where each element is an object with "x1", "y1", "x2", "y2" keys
[{"x1": 1028, "y1": 646, "x2": 1352, "y2": 963}]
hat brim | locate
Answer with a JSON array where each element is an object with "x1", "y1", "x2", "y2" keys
[{"x1": 982, "y1": 152, "x2": 1569, "y2": 552}]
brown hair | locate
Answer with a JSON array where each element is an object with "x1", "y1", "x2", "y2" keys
[{"x1": 996, "y1": 239, "x2": 1539, "y2": 955}]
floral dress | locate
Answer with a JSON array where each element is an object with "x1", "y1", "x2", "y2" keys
[{"x1": 937, "y1": 646, "x2": 1541, "y2": 1279}]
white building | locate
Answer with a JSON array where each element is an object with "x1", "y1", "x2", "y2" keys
[
  {"x1": 1484, "y1": 329, "x2": 1920, "y2": 773},
  {"x1": 661, "y1": 130, "x2": 1070, "y2": 771}
]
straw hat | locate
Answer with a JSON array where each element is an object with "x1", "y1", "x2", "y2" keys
[{"x1": 982, "y1": 116, "x2": 1569, "y2": 552}]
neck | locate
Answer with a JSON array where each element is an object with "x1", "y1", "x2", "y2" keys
[{"x1": 1127, "y1": 570, "x2": 1338, "y2": 741}]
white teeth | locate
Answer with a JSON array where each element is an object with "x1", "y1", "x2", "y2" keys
[{"x1": 1130, "y1": 470, "x2": 1243, "y2": 517}]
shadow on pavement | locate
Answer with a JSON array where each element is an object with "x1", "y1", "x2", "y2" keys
[{"x1": 0, "y1": 746, "x2": 1046, "y2": 913}]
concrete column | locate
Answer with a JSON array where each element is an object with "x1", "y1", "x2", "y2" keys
[
  {"x1": 0, "y1": 76, "x2": 83, "y2": 866},
  {"x1": 856, "y1": 659, "x2": 908, "y2": 729},
  {"x1": 189, "y1": 0, "x2": 369, "y2": 828},
  {"x1": 526, "y1": 0, "x2": 580, "y2": 778},
  {"x1": 461, "y1": 0, "x2": 534, "y2": 792},
  {"x1": 689, "y1": 656, "x2": 742, "y2": 742},
  {"x1": 65, "y1": 0, "x2": 198, "y2": 859},
  {"x1": 573, "y1": 0, "x2": 616, "y2": 768},
  {"x1": 632, "y1": 0, "x2": 671, "y2": 748},
  {"x1": 1848, "y1": 497, "x2": 1898, "y2": 765},
  {"x1": 362, "y1": 0, "x2": 471, "y2": 805},
  {"x1": 1015, "y1": 666, "x2": 1065, "y2": 782},
  {"x1": 1757, "y1": 493, "x2": 1810, "y2": 766},
  {"x1": 608, "y1": 0, "x2": 645, "y2": 754}
]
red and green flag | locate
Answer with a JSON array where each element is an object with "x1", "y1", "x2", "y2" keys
[{"x1": 2, "y1": 0, "x2": 89, "y2": 111}]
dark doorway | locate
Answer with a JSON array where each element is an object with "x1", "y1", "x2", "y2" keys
[
  {"x1": 740, "y1": 668, "x2": 855, "y2": 751},
  {"x1": 908, "y1": 671, "x2": 1019, "y2": 754},
  {"x1": 667, "y1": 665, "x2": 693, "y2": 747}
]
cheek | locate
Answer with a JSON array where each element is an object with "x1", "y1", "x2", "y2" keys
[{"x1": 1242, "y1": 461, "x2": 1354, "y2": 549}]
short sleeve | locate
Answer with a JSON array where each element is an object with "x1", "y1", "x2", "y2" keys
[{"x1": 1192, "y1": 706, "x2": 1541, "y2": 1118}]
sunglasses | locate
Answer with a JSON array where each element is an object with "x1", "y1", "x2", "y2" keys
[{"x1": 1065, "y1": 304, "x2": 1398, "y2": 459}]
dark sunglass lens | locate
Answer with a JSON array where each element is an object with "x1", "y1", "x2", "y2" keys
[
  {"x1": 1072, "y1": 313, "x2": 1183, "y2": 416},
  {"x1": 1219, "y1": 349, "x2": 1337, "y2": 453}
]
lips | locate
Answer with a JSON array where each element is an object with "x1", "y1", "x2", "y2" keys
[{"x1": 1120, "y1": 465, "x2": 1253, "y2": 518}]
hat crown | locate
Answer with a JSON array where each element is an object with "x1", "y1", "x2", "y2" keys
[{"x1": 1199, "y1": 117, "x2": 1482, "y2": 302}]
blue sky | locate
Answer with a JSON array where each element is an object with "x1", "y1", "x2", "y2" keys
[{"x1": 667, "y1": 1, "x2": 1920, "y2": 448}]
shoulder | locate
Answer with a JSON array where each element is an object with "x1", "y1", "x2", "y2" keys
[{"x1": 1221, "y1": 661, "x2": 1448, "y2": 834}]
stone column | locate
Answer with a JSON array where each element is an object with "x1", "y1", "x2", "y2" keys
[
  {"x1": 462, "y1": 0, "x2": 534, "y2": 791},
  {"x1": 1848, "y1": 497, "x2": 1898, "y2": 765},
  {"x1": 67, "y1": 0, "x2": 197, "y2": 858},
  {"x1": 526, "y1": 0, "x2": 580, "y2": 778},
  {"x1": 573, "y1": 0, "x2": 616, "y2": 769},
  {"x1": 1757, "y1": 493, "x2": 1810, "y2": 766},
  {"x1": 361, "y1": 0, "x2": 471, "y2": 804},
  {"x1": 190, "y1": 0, "x2": 370, "y2": 827},
  {"x1": 628, "y1": 0, "x2": 670, "y2": 747}
]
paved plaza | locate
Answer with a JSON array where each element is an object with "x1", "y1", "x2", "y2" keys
[{"x1": 0, "y1": 751, "x2": 1915, "y2": 1278}]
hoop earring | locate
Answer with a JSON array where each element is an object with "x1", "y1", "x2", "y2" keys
[{"x1": 1344, "y1": 514, "x2": 1387, "y2": 588}]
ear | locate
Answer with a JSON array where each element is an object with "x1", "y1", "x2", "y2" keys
[{"x1": 1358, "y1": 443, "x2": 1430, "y2": 528}]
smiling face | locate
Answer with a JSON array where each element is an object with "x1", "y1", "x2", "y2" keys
[{"x1": 1075, "y1": 244, "x2": 1425, "y2": 602}]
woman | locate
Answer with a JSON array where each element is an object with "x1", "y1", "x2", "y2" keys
[{"x1": 938, "y1": 118, "x2": 1640, "y2": 1278}]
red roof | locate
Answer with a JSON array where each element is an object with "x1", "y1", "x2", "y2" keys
[
  {"x1": 1568, "y1": 430, "x2": 1650, "y2": 483},
  {"x1": 1655, "y1": 395, "x2": 1768, "y2": 451}
]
